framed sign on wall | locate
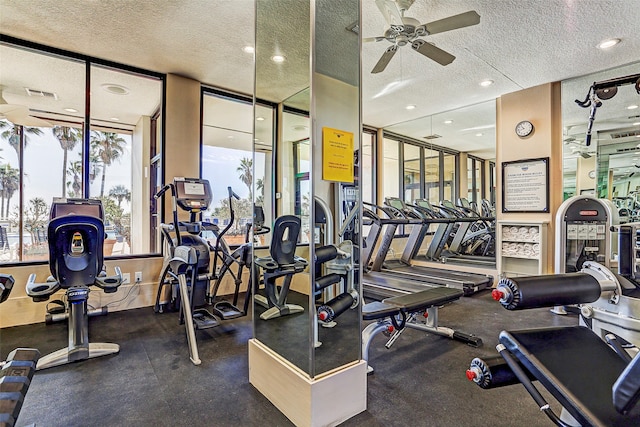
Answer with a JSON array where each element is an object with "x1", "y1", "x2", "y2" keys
[{"x1": 502, "y1": 157, "x2": 550, "y2": 213}]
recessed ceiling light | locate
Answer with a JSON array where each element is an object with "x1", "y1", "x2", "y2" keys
[
  {"x1": 271, "y1": 55, "x2": 285, "y2": 63},
  {"x1": 444, "y1": 120, "x2": 453, "y2": 124},
  {"x1": 64, "y1": 108, "x2": 78, "y2": 113},
  {"x1": 479, "y1": 80, "x2": 494, "y2": 87},
  {"x1": 243, "y1": 46, "x2": 254, "y2": 54},
  {"x1": 405, "y1": 104, "x2": 416, "y2": 110},
  {"x1": 597, "y1": 38, "x2": 621, "y2": 49},
  {"x1": 101, "y1": 83, "x2": 129, "y2": 95},
  {"x1": 634, "y1": 122, "x2": 640, "y2": 126},
  {"x1": 227, "y1": 135, "x2": 234, "y2": 139},
  {"x1": 627, "y1": 105, "x2": 638, "y2": 110},
  {"x1": 256, "y1": 116, "x2": 265, "y2": 121},
  {"x1": 110, "y1": 117, "x2": 119, "y2": 121},
  {"x1": 476, "y1": 133, "x2": 483, "y2": 137}
]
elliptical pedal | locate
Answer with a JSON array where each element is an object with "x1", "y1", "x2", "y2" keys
[
  {"x1": 192, "y1": 309, "x2": 220, "y2": 329},
  {"x1": 212, "y1": 301, "x2": 243, "y2": 320}
]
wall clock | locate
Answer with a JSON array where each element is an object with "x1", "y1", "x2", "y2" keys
[{"x1": 515, "y1": 120, "x2": 534, "y2": 138}]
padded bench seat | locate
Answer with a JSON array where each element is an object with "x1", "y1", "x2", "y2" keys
[
  {"x1": 500, "y1": 326, "x2": 640, "y2": 427},
  {"x1": 363, "y1": 287, "x2": 463, "y2": 321}
]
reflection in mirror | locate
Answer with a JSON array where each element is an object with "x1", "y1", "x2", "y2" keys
[
  {"x1": 310, "y1": 0, "x2": 361, "y2": 377},
  {"x1": 253, "y1": 0, "x2": 312, "y2": 375},
  {"x1": 562, "y1": 61, "x2": 640, "y2": 208}
]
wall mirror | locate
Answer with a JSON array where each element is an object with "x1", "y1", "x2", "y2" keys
[
  {"x1": 253, "y1": 0, "x2": 361, "y2": 377},
  {"x1": 253, "y1": 0, "x2": 312, "y2": 375},
  {"x1": 562, "y1": 61, "x2": 640, "y2": 222}
]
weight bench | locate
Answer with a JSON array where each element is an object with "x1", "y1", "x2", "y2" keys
[
  {"x1": 362, "y1": 287, "x2": 482, "y2": 373},
  {"x1": 495, "y1": 326, "x2": 640, "y2": 426}
]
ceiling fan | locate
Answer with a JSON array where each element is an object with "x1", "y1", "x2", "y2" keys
[
  {"x1": 0, "y1": 88, "x2": 53, "y2": 128},
  {"x1": 366, "y1": 0, "x2": 480, "y2": 74}
]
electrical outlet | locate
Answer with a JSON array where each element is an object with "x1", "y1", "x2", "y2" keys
[
  {"x1": 135, "y1": 271, "x2": 143, "y2": 283},
  {"x1": 122, "y1": 272, "x2": 131, "y2": 285}
]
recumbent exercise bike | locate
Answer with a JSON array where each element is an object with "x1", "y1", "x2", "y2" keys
[{"x1": 25, "y1": 198, "x2": 123, "y2": 370}]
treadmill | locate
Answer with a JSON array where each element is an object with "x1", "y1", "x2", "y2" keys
[
  {"x1": 361, "y1": 202, "x2": 450, "y2": 300},
  {"x1": 365, "y1": 199, "x2": 492, "y2": 296},
  {"x1": 421, "y1": 199, "x2": 496, "y2": 267}
]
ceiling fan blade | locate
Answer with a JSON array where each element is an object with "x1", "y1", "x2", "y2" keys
[
  {"x1": 411, "y1": 39, "x2": 455, "y2": 65},
  {"x1": 371, "y1": 45, "x2": 398, "y2": 74},
  {"x1": 363, "y1": 36, "x2": 386, "y2": 43},
  {"x1": 4, "y1": 110, "x2": 53, "y2": 128},
  {"x1": 423, "y1": 10, "x2": 481, "y2": 35},
  {"x1": 375, "y1": 0, "x2": 404, "y2": 26}
]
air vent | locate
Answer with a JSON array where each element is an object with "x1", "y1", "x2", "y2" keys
[
  {"x1": 24, "y1": 88, "x2": 58, "y2": 100},
  {"x1": 615, "y1": 147, "x2": 640, "y2": 153},
  {"x1": 423, "y1": 134, "x2": 442, "y2": 140},
  {"x1": 610, "y1": 129, "x2": 640, "y2": 139}
]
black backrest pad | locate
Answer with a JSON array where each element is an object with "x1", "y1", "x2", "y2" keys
[
  {"x1": 613, "y1": 350, "x2": 640, "y2": 414},
  {"x1": 500, "y1": 326, "x2": 640, "y2": 426},
  {"x1": 48, "y1": 215, "x2": 104, "y2": 288},
  {"x1": 270, "y1": 215, "x2": 301, "y2": 265}
]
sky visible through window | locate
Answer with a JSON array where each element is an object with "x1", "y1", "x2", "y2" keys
[{"x1": 0, "y1": 121, "x2": 132, "y2": 247}]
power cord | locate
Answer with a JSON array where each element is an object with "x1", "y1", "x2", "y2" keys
[{"x1": 104, "y1": 280, "x2": 141, "y2": 309}]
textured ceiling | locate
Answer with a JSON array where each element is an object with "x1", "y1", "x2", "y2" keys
[{"x1": 0, "y1": 0, "x2": 639, "y2": 159}]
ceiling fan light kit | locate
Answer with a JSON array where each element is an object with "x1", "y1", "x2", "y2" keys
[{"x1": 368, "y1": 0, "x2": 480, "y2": 73}]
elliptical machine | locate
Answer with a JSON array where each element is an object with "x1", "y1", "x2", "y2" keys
[{"x1": 156, "y1": 178, "x2": 234, "y2": 327}]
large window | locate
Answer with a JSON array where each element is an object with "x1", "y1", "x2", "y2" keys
[
  {"x1": 361, "y1": 131, "x2": 375, "y2": 204},
  {"x1": 201, "y1": 91, "x2": 273, "y2": 245},
  {"x1": 403, "y1": 143, "x2": 421, "y2": 202},
  {"x1": 0, "y1": 42, "x2": 162, "y2": 263},
  {"x1": 382, "y1": 138, "x2": 399, "y2": 201},
  {"x1": 423, "y1": 147, "x2": 439, "y2": 202},
  {"x1": 467, "y1": 156, "x2": 484, "y2": 205}
]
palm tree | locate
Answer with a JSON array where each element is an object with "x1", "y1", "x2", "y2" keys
[
  {"x1": 66, "y1": 160, "x2": 82, "y2": 197},
  {"x1": 0, "y1": 165, "x2": 20, "y2": 219},
  {"x1": 0, "y1": 119, "x2": 43, "y2": 159},
  {"x1": 52, "y1": 126, "x2": 80, "y2": 197},
  {"x1": 236, "y1": 157, "x2": 253, "y2": 200},
  {"x1": 108, "y1": 184, "x2": 131, "y2": 208},
  {"x1": 256, "y1": 177, "x2": 264, "y2": 205},
  {"x1": 90, "y1": 131, "x2": 126, "y2": 197}
]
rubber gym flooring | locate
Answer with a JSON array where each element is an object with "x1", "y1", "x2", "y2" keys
[{"x1": 1, "y1": 290, "x2": 577, "y2": 426}]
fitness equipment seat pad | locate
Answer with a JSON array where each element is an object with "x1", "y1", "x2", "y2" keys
[
  {"x1": 500, "y1": 326, "x2": 640, "y2": 427},
  {"x1": 362, "y1": 287, "x2": 462, "y2": 321}
]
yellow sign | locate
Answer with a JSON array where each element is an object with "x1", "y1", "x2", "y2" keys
[{"x1": 322, "y1": 127, "x2": 354, "y2": 183}]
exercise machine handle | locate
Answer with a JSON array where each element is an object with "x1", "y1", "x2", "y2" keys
[
  {"x1": 154, "y1": 183, "x2": 174, "y2": 199},
  {"x1": 228, "y1": 186, "x2": 240, "y2": 200}
]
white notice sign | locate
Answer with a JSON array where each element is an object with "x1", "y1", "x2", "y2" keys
[{"x1": 503, "y1": 158, "x2": 549, "y2": 212}]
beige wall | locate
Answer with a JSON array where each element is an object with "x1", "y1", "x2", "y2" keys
[{"x1": 496, "y1": 82, "x2": 563, "y2": 272}]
